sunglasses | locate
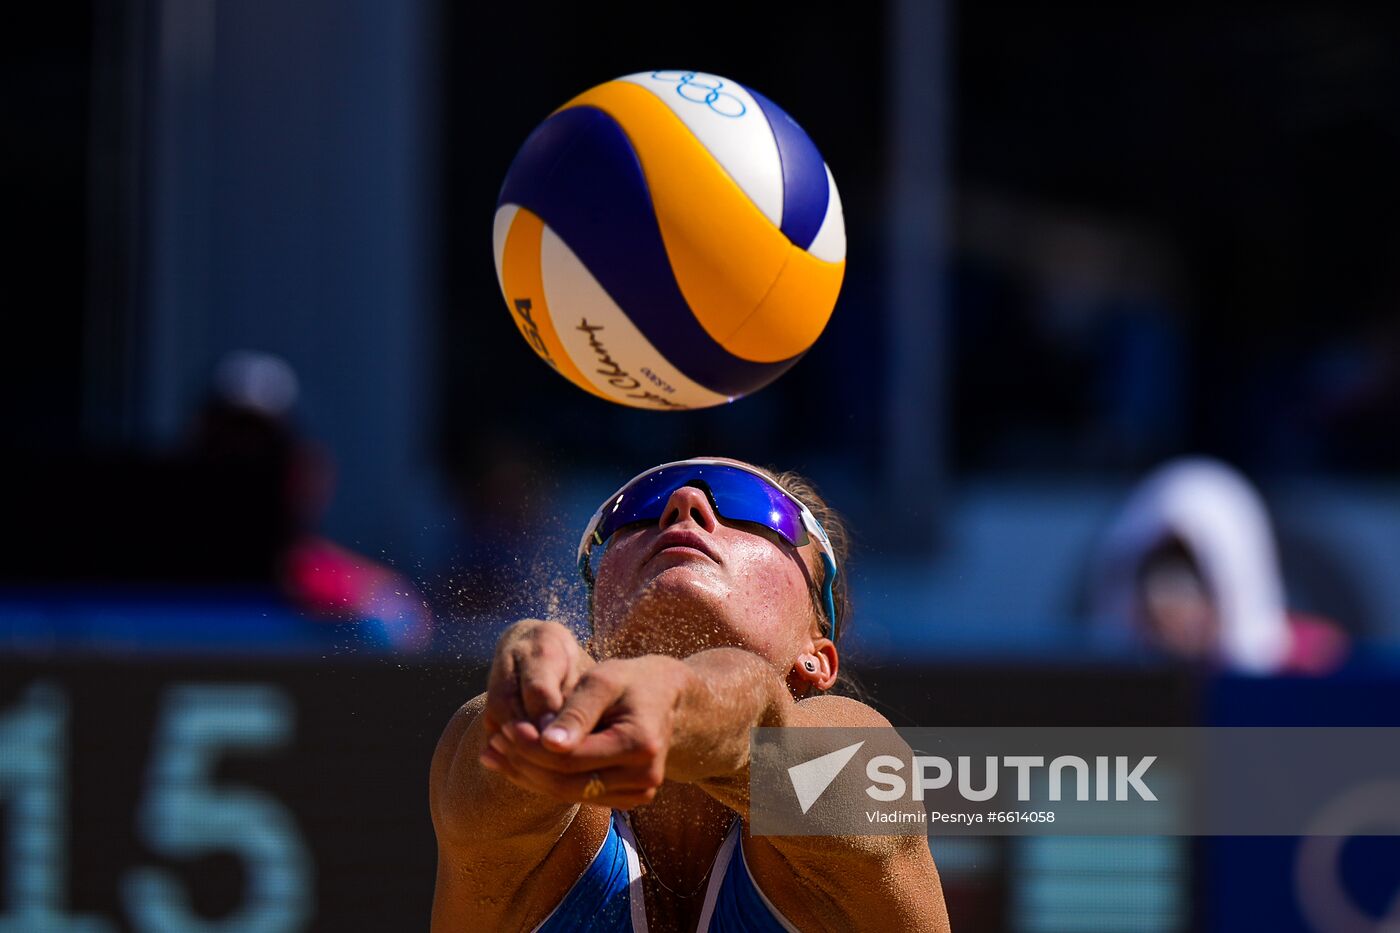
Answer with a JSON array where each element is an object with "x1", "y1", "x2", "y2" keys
[{"x1": 577, "y1": 459, "x2": 840, "y2": 642}]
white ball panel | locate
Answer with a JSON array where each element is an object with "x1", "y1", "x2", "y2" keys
[
  {"x1": 539, "y1": 225, "x2": 731, "y2": 410},
  {"x1": 805, "y1": 164, "x2": 846, "y2": 263},
  {"x1": 618, "y1": 71, "x2": 784, "y2": 228},
  {"x1": 492, "y1": 204, "x2": 520, "y2": 295}
]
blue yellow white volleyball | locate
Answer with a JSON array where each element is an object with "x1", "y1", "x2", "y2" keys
[{"x1": 493, "y1": 71, "x2": 846, "y2": 410}]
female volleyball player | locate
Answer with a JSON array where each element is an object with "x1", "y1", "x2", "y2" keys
[{"x1": 430, "y1": 458, "x2": 950, "y2": 931}]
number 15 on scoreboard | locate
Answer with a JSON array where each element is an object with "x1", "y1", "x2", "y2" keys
[{"x1": 0, "y1": 683, "x2": 311, "y2": 933}]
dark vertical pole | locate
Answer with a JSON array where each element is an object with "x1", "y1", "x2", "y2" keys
[
  {"x1": 884, "y1": 0, "x2": 951, "y2": 550},
  {"x1": 84, "y1": 0, "x2": 150, "y2": 446},
  {"x1": 140, "y1": 0, "x2": 215, "y2": 444}
]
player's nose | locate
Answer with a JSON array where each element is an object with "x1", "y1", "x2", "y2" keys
[{"x1": 659, "y1": 484, "x2": 719, "y2": 534}]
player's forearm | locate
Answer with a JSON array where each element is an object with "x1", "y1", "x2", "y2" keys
[
  {"x1": 666, "y1": 647, "x2": 794, "y2": 784},
  {"x1": 431, "y1": 694, "x2": 577, "y2": 848}
]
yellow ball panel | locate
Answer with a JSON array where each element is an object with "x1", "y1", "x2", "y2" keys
[
  {"x1": 726, "y1": 249, "x2": 845, "y2": 363},
  {"x1": 498, "y1": 206, "x2": 614, "y2": 402},
  {"x1": 562, "y1": 81, "x2": 791, "y2": 352}
]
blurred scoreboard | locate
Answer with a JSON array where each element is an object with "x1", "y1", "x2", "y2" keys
[{"x1": 0, "y1": 660, "x2": 472, "y2": 932}]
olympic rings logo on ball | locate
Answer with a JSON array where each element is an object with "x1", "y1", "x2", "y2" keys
[{"x1": 650, "y1": 71, "x2": 747, "y2": 118}]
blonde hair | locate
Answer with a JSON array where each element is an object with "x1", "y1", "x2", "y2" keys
[{"x1": 766, "y1": 467, "x2": 852, "y2": 646}]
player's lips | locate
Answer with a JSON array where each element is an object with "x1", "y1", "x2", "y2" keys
[{"x1": 646, "y1": 529, "x2": 721, "y2": 566}]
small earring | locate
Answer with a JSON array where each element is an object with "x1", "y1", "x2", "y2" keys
[{"x1": 803, "y1": 659, "x2": 817, "y2": 672}]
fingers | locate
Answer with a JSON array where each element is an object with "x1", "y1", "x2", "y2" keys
[
  {"x1": 498, "y1": 721, "x2": 660, "y2": 775},
  {"x1": 483, "y1": 658, "x2": 675, "y2": 809},
  {"x1": 480, "y1": 738, "x2": 659, "y2": 810},
  {"x1": 515, "y1": 637, "x2": 569, "y2": 723},
  {"x1": 484, "y1": 620, "x2": 584, "y2": 735},
  {"x1": 483, "y1": 652, "x2": 526, "y2": 736},
  {"x1": 540, "y1": 667, "x2": 625, "y2": 752}
]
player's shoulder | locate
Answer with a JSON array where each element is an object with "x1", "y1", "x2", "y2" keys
[
  {"x1": 432, "y1": 695, "x2": 485, "y2": 767},
  {"x1": 450, "y1": 692, "x2": 488, "y2": 731},
  {"x1": 794, "y1": 692, "x2": 893, "y2": 728},
  {"x1": 429, "y1": 694, "x2": 487, "y2": 818}
]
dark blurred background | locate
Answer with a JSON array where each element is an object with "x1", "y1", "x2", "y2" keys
[{"x1": 4, "y1": 1, "x2": 1400, "y2": 930}]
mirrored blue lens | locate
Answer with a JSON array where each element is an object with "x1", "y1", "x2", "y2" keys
[{"x1": 594, "y1": 464, "x2": 807, "y2": 548}]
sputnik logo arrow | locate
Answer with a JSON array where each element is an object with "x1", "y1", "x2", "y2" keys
[{"x1": 788, "y1": 741, "x2": 865, "y2": 814}]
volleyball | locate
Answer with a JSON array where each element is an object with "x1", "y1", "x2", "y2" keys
[{"x1": 493, "y1": 71, "x2": 846, "y2": 410}]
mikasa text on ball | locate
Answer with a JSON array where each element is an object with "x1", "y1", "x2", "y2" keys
[{"x1": 493, "y1": 70, "x2": 846, "y2": 410}]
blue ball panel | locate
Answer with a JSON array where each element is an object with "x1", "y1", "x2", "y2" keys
[
  {"x1": 747, "y1": 88, "x2": 829, "y2": 251},
  {"x1": 497, "y1": 105, "x2": 798, "y2": 398}
]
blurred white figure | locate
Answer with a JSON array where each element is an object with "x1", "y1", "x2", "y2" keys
[{"x1": 1091, "y1": 457, "x2": 1344, "y2": 674}]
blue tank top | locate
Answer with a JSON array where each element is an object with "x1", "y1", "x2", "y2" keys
[{"x1": 533, "y1": 811, "x2": 799, "y2": 932}]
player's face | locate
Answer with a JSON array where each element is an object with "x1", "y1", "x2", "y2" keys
[{"x1": 589, "y1": 463, "x2": 824, "y2": 665}]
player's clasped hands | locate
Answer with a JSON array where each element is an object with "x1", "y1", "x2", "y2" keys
[{"x1": 479, "y1": 619, "x2": 687, "y2": 810}]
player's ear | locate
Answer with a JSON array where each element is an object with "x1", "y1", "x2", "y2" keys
[{"x1": 788, "y1": 639, "x2": 838, "y2": 696}]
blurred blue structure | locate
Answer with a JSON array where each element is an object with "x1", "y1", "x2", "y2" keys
[{"x1": 130, "y1": 0, "x2": 448, "y2": 568}]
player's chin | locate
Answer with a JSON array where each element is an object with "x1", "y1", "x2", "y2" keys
[
  {"x1": 635, "y1": 563, "x2": 727, "y2": 610},
  {"x1": 599, "y1": 571, "x2": 733, "y2": 653}
]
